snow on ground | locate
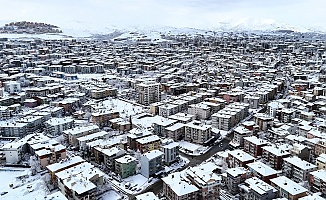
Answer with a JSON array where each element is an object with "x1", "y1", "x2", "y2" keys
[
  {"x1": 102, "y1": 99, "x2": 144, "y2": 118},
  {"x1": 162, "y1": 156, "x2": 189, "y2": 173},
  {"x1": 100, "y1": 190, "x2": 124, "y2": 200},
  {"x1": 0, "y1": 168, "x2": 49, "y2": 200},
  {"x1": 132, "y1": 115, "x2": 165, "y2": 128},
  {"x1": 178, "y1": 141, "x2": 209, "y2": 156},
  {"x1": 110, "y1": 174, "x2": 157, "y2": 195},
  {"x1": 0, "y1": 33, "x2": 71, "y2": 40},
  {"x1": 212, "y1": 128, "x2": 228, "y2": 140}
]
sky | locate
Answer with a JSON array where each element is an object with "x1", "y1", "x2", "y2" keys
[{"x1": 0, "y1": 0, "x2": 325, "y2": 32}]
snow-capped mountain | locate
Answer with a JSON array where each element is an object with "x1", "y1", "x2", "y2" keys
[{"x1": 213, "y1": 18, "x2": 312, "y2": 33}]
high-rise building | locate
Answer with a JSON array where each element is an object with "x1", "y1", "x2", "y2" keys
[{"x1": 137, "y1": 81, "x2": 161, "y2": 105}]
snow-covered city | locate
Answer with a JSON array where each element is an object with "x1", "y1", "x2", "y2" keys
[{"x1": 0, "y1": 1, "x2": 326, "y2": 200}]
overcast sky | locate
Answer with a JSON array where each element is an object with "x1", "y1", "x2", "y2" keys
[{"x1": 0, "y1": 0, "x2": 325, "y2": 31}]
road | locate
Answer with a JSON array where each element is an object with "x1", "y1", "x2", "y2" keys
[{"x1": 180, "y1": 136, "x2": 233, "y2": 167}]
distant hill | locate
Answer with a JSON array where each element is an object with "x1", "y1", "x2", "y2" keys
[{"x1": 0, "y1": 21, "x2": 62, "y2": 34}]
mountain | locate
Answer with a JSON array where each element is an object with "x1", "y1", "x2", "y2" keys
[{"x1": 212, "y1": 18, "x2": 312, "y2": 33}]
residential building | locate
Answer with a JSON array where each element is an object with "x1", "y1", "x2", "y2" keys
[
  {"x1": 270, "y1": 176, "x2": 307, "y2": 200},
  {"x1": 91, "y1": 110, "x2": 119, "y2": 128},
  {"x1": 77, "y1": 131, "x2": 109, "y2": 150},
  {"x1": 247, "y1": 162, "x2": 278, "y2": 184},
  {"x1": 309, "y1": 170, "x2": 326, "y2": 195},
  {"x1": 228, "y1": 149, "x2": 255, "y2": 168},
  {"x1": 127, "y1": 128, "x2": 152, "y2": 150},
  {"x1": 153, "y1": 118, "x2": 177, "y2": 136},
  {"x1": 46, "y1": 156, "x2": 85, "y2": 181},
  {"x1": 230, "y1": 126, "x2": 252, "y2": 148},
  {"x1": 315, "y1": 139, "x2": 326, "y2": 156},
  {"x1": 243, "y1": 136, "x2": 269, "y2": 158},
  {"x1": 168, "y1": 112, "x2": 194, "y2": 124},
  {"x1": 188, "y1": 103, "x2": 211, "y2": 120},
  {"x1": 57, "y1": 162, "x2": 104, "y2": 200},
  {"x1": 136, "y1": 135, "x2": 161, "y2": 154},
  {"x1": 159, "y1": 103, "x2": 179, "y2": 118},
  {"x1": 0, "y1": 106, "x2": 11, "y2": 120},
  {"x1": 35, "y1": 144, "x2": 66, "y2": 169},
  {"x1": 115, "y1": 155, "x2": 136, "y2": 179},
  {"x1": 211, "y1": 112, "x2": 233, "y2": 131},
  {"x1": 160, "y1": 139, "x2": 180, "y2": 165},
  {"x1": 63, "y1": 125, "x2": 100, "y2": 146},
  {"x1": 290, "y1": 143, "x2": 310, "y2": 161},
  {"x1": 137, "y1": 81, "x2": 161, "y2": 105},
  {"x1": 141, "y1": 150, "x2": 164, "y2": 178},
  {"x1": 0, "y1": 122, "x2": 28, "y2": 137},
  {"x1": 225, "y1": 167, "x2": 251, "y2": 195},
  {"x1": 186, "y1": 162, "x2": 222, "y2": 200},
  {"x1": 165, "y1": 123, "x2": 185, "y2": 141},
  {"x1": 162, "y1": 172, "x2": 200, "y2": 200},
  {"x1": 44, "y1": 117, "x2": 74, "y2": 136},
  {"x1": 239, "y1": 177, "x2": 277, "y2": 200},
  {"x1": 93, "y1": 146, "x2": 125, "y2": 171},
  {"x1": 316, "y1": 154, "x2": 326, "y2": 170},
  {"x1": 262, "y1": 145, "x2": 291, "y2": 170},
  {"x1": 254, "y1": 113, "x2": 274, "y2": 131},
  {"x1": 184, "y1": 121, "x2": 212, "y2": 145}
]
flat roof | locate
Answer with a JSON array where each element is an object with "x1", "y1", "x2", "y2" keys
[
  {"x1": 270, "y1": 176, "x2": 307, "y2": 195},
  {"x1": 162, "y1": 172, "x2": 199, "y2": 196}
]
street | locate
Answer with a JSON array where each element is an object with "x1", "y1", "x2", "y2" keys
[{"x1": 180, "y1": 136, "x2": 233, "y2": 167}]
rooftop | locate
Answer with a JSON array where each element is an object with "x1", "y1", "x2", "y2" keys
[
  {"x1": 270, "y1": 176, "x2": 307, "y2": 195},
  {"x1": 247, "y1": 162, "x2": 278, "y2": 176},
  {"x1": 162, "y1": 172, "x2": 199, "y2": 196}
]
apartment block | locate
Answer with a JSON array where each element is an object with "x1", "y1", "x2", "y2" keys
[
  {"x1": 44, "y1": 117, "x2": 74, "y2": 136},
  {"x1": 184, "y1": 121, "x2": 212, "y2": 145},
  {"x1": 162, "y1": 172, "x2": 200, "y2": 200},
  {"x1": 262, "y1": 145, "x2": 291, "y2": 170},
  {"x1": 136, "y1": 135, "x2": 161, "y2": 154},
  {"x1": 115, "y1": 155, "x2": 137, "y2": 179},
  {"x1": 270, "y1": 176, "x2": 307, "y2": 200},
  {"x1": 243, "y1": 136, "x2": 269, "y2": 158},
  {"x1": 137, "y1": 81, "x2": 161, "y2": 106},
  {"x1": 228, "y1": 149, "x2": 255, "y2": 168},
  {"x1": 141, "y1": 150, "x2": 164, "y2": 178}
]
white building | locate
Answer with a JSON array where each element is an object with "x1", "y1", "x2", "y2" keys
[
  {"x1": 184, "y1": 121, "x2": 212, "y2": 144},
  {"x1": 283, "y1": 156, "x2": 317, "y2": 182},
  {"x1": 3, "y1": 81, "x2": 21, "y2": 94},
  {"x1": 77, "y1": 131, "x2": 109, "y2": 150},
  {"x1": 159, "y1": 103, "x2": 179, "y2": 118},
  {"x1": 141, "y1": 150, "x2": 164, "y2": 178},
  {"x1": 44, "y1": 117, "x2": 74, "y2": 136},
  {"x1": 270, "y1": 176, "x2": 307, "y2": 199},
  {"x1": 188, "y1": 103, "x2": 211, "y2": 120},
  {"x1": 160, "y1": 139, "x2": 179, "y2": 165}
]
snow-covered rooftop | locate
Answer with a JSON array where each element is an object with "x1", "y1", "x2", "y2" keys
[
  {"x1": 47, "y1": 156, "x2": 84, "y2": 172},
  {"x1": 162, "y1": 172, "x2": 199, "y2": 196},
  {"x1": 247, "y1": 161, "x2": 278, "y2": 176},
  {"x1": 228, "y1": 149, "x2": 255, "y2": 162},
  {"x1": 270, "y1": 176, "x2": 307, "y2": 195}
]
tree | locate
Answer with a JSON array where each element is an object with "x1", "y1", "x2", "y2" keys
[{"x1": 29, "y1": 155, "x2": 41, "y2": 175}]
